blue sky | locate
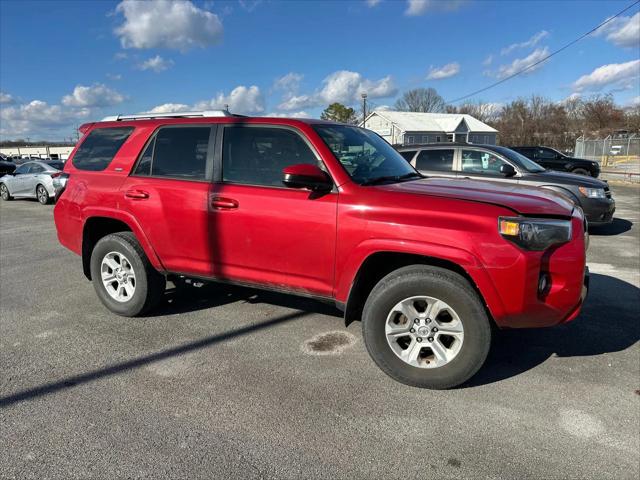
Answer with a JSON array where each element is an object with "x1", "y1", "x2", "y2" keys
[{"x1": 0, "y1": 0, "x2": 638, "y2": 140}]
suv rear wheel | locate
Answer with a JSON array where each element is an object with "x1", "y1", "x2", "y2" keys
[
  {"x1": 90, "y1": 232, "x2": 166, "y2": 316},
  {"x1": 362, "y1": 265, "x2": 491, "y2": 389}
]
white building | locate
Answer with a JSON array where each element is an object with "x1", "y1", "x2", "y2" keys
[
  {"x1": 0, "y1": 145, "x2": 75, "y2": 160},
  {"x1": 362, "y1": 110, "x2": 498, "y2": 145}
]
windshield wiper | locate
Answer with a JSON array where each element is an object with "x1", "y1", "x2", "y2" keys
[{"x1": 361, "y1": 172, "x2": 422, "y2": 186}]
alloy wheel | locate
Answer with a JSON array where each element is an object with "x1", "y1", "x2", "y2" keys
[
  {"x1": 101, "y1": 251, "x2": 137, "y2": 302},
  {"x1": 385, "y1": 295, "x2": 464, "y2": 368}
]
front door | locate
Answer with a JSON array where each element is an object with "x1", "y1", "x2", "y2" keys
[
  {"x1": 209, "y1": 125, "x2": 337, "y2": 297},
  {"x1": 458, "y1": 148, "x2": 516, "y2": 184}
]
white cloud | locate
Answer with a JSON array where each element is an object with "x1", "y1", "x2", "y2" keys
[
  {"x1": 137, "y1": 55, "x2": 174, "y2": 73},
  {"x1": 572, "y1": 60, "x2": 640, "y2": 93},
  {"x1": 194, "y1": 85, "x2": 265, "y2": 114},
  {"x1": 148, "y1": 103, "x2": 190, "y2": 113},
  {"x1": 595, "y1": 12, "x2": 640, "y2": 48},
  {"x1": 273, "y1": 72, "x2": 304, "y2": 93},
  {"x1": 495, "y1": 47, "x2": 549, "y2": 79},
  {"x1": 366, "y1": 0, "x2": 381, "y2": 6},
  {"x1": 501, "y1": 30, "x2": 549, "y2": 55},
  {"x1": 426, "y1": 62, "x2": 460, "y2": 80},
  {"x1": 482, "y1": 55, "x2": 493, "y2": 66},
  {"x1": 0, "y1": 100, "x2": 90, "y2": 139},
  {"x1": 148, "y1": 86, "x2": 265, "y2": 116},
  {"x1": 61, "y1": 83, "x2": 125, "y2": 108},
  {"x1": 405, "y1": 0, "x2": 465, "y2": 16},
  {"x1": 265, "y1": 111, "x2": 310, "y2": 118},
  {"x1": 115, "y1": 0, "x2": 223, "y2": 51},
  {"x1": 628, "y1": 95, "x2": 640, "y2": 107},
  {"x1": 238, "y1": 0, "x2": 262, "y2": 12},
  {"x1": 106, "y1": 73, "x2": 122, "y2": 81},
  {"x1": 277, "y1": 70, "x2": 396, "y2": 111},
  {"x1": 0, "y1": 92, "x2": 14, "y2": 104}
]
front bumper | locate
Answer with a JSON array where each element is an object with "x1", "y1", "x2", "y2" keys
[
  {"x1": 489, "y1": 211, "x2": 588, "y2": 329},
  {"x1": 582, "y1": 197, "x2": 615, "y2": 225}
]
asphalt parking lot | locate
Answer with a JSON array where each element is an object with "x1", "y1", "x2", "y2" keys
[{"x1": 1, "y1": 184, "x2": 638, "y2": 480}]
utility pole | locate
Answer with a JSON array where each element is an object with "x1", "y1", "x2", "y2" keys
[{"x1": 361, "y1": 93, "x2": 367, "y2": 128}]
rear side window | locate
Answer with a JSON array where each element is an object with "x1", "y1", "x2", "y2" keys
[
  {"x1": 133, "y1": 127, "x2": 211, "y2": 180},
  {"x1": 399, "y1": 150, "x2": 416, "y2": 162},
  {"x1": 415, "y1": 149, "x2": 454, "y2": 172},
  {"x1": 72, "y1": 127, "x2": 134, "y2": 171}
]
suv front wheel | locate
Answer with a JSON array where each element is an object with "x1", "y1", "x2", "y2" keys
[
  {"x1": 90, "y1": 232, "x2": 166, "y2": 316},
  {"x1": 362, "y1": 265, "x2": 491, "y2": 389}
]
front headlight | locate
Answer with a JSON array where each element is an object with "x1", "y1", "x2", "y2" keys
[
  {"x1": 499, "y1": 217, "x2": 572, "y2": 251},
  {"x1": 578, "y1": 187, "x2": 605, "y2": 198}
]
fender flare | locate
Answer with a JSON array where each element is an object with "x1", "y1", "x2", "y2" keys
[{"x1": 81, "y1": 207, "x2": 165, "y2": 272}]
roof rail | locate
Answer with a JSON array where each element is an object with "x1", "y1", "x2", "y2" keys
[{"x1": 101, "y1": 110, "x2": 240, "y2": 121}]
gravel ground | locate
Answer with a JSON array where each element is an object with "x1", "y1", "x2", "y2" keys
[{"x1": 1, "y1": 184, "x2": 638, "y2": 479}]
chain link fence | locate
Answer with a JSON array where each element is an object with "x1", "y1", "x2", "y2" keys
[{"x1": 575, "y1": 134, "x2": 639, "y2": 167}]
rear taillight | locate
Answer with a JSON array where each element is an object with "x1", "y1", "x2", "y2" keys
[{"x1": 50, "y1": 172, "x2": 62, "y2": 178}]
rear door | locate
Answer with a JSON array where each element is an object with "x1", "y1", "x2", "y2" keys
[
  {"x1": 120, "y1": 125, "x2": 215, "y2": 276},
  {"x1": 413, "y1": 148, "x2": 457, "y2": 178}
]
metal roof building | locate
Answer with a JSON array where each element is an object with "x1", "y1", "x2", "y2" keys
[{"x1": 361, "y1": 110, "x2": 498, "y2": 146}]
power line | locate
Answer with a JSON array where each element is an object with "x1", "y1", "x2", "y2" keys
[{"x1": 445, "y1": 0, "x2": 640, "y2": 105}]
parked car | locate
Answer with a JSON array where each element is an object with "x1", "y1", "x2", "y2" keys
[
  {"x1": 398, "y1": 144, "x2": 615, "y2": 226},
  {"x1": 509, "y1": 146, "x2": 600, "y2": 177},
  {"x1": 0, "y1": 159, "x2": 16, "y2": 177},
  {"x1": 0, "y1": 160, "x2": 64, "y2": 204},
  {"x1": 53, "y1": 112, "x2": 589, "y2": 389}
]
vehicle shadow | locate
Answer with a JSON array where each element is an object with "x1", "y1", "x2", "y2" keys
[
  {"x1": 465, "y1": 273, "x2": 640, "y2": 388},
  {"x1": 589, "y1": 218, "x2": 633, "y2": 236},
  {"x1": 147, "y1": 281, "x2": 342, "y2": 318}
]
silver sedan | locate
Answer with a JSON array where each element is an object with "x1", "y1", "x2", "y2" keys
[{"x1": 0, "y1": 160, "x2": 65, "y2": 205}]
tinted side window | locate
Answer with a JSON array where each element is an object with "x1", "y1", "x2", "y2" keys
[
  {"x1": 222, "y1": 127, "x2": 318, "y2": 187},
  {"x1": 460, "y1": 149, "x2": 508, "y2": 174},
  {"x1": 415, "y1": 149, "x2": 454, "y2": 172},
  {"x1": 537, "y1": 148, "x2": 557, "y2": 160},
  {"x1": 133, "y1": 138, "x2": 155, "y2": 176},
  {"x1": 399, "y1": 150, "x2": 417, "y2": 162},
  {"x1": 14, "y1": 164, "x2": 30, "y2": 175},
  {"x1": 73, "y1": 127, "x2": 134, "y2": 171},
  {"x1": 151, "y1": 127, "x2": 210, "y2": 180}
]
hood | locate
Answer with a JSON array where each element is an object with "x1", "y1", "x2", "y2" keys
[
  {"x1": 379, "y1": 177, "x2": 574, "y2": 216},
  {"x1": 524, "y1": 169, "x2": 607, "y2": 187}
]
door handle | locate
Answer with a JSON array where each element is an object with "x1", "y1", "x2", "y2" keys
[
  {"x1": 211, "y1": 196, "x2": 238, "y2": 209},
  {"x1": 125, "y1": 189, "x2": 149, "y2": 200}
]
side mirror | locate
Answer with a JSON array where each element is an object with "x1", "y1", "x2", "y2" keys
[
  {"x1": 282, "y1": 164, "x2": 332, "y2": 192},
  {"x1": 500, "y1": 164, "x2": 517, "y2": 177}
]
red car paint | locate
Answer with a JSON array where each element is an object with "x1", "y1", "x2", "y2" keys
[{"x1": 54, "y1": 116, "x2": 587, "y2": 328}]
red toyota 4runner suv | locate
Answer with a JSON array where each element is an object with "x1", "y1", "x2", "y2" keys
[{"x1": 54, "y1": 111, "x2": 589, "y2": 389}]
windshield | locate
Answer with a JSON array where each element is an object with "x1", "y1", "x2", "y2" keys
[
  {"x1": 492, "y1": 146, "x2": 546, "y2": 173},
  {"x1": 313, "y1": 125, "x2": 419, "y2": 185}
]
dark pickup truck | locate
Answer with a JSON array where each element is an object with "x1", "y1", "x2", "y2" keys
[{"x1": 509, "y1": 146, "x2": 600, "y2": 177}]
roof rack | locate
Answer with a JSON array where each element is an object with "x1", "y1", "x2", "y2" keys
[{"x1": 101, "y1": 110, "x2": 241, "y2": 121}]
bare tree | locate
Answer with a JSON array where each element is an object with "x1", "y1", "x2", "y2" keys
[
  {"x1": 394, "y1": 88, "x2": 445, "y2": 113},
  {"x1": 581, "y1": 94, "x2": 624, "y2": 134}
]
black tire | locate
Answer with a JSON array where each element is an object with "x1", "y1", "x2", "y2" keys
[
  {"x1": 362, "y1": 265, "x2": 491, "y2": 389},
  {"x1": 36, "y1": 184, "x2": 50, "y2": 205},
  {"x1": 571, "y1": 168, "x2": 590, "y2": 176},
  {"x1": 0, "y1": 183, "x2": 12, "y2": 201},
  {"x1": 90, "y1": 232, "x2": 166, "y2": 316}
]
